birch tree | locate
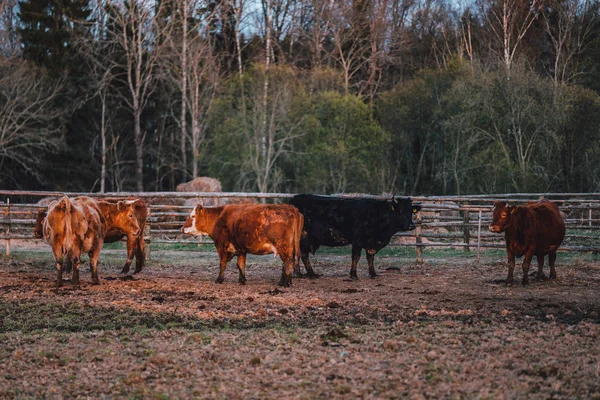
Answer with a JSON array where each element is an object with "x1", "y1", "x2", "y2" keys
[{"x1": 483, "y1": 0, "x2": 543, "y2": 75}]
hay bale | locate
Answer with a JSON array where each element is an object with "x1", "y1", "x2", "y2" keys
[
  {"x1": 176, "y1": 177, "x2": 222, "y2": 193},
  {"x1": 219, "y1": 197, "x2": 259, "y2": 206},
  {"x1": 184, "y1": 197, "x2": 220, "y2": 208}
]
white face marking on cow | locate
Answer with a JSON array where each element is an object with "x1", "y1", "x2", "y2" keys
[{"x1": 183, "y1": 208, "x2": 208, "y2": 236}]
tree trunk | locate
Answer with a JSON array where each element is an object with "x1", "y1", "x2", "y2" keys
[
  {"x1": 260, "y1": 0, "x2": 272, "y2": 193},
  {"x1": 180, "y1": 0, "x2": 188, "y2": 177},
  {"x1": 134, "y1": 104, "x2": 144, "y2": 192},
  {"x1": 100, "y1": 90, "x2": 107, "y2": 193}
]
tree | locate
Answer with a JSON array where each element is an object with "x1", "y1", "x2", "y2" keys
[
  {"x1": 0, "y1": 60, "x2": 63, "y2": 186},
  {"x1": 208, "y1": 65, "x2": 306, "y2": 192},
  {"x1": 481, "y1": 0, "x2": 543, "y2": 75},
  {"x1": 104, "y1": 0, "x2": 168, "y2": 191},
  {"x1": 18, "y1": 0, "x2": 92, "y2": 74},
  {"x1": 543, "y1": 0, "x2": 596, "y2": 88}
]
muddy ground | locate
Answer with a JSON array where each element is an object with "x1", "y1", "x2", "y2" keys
[{"x1": 1, "y1": 246, "x2": 599, "y2": 399}]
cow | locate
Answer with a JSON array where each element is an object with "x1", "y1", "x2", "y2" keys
[
  {"x1": 289, "y1": 194, "x2": 420, "y2": 280},
  {"x1": 488, "y1": 201, "x2": 566, "y2": 285},
  {"x1": 34, "y1": 198, "x2": 148, "y2": 274},
  {"x1": 181, "y1": 204, "x2": 303, "y2": 287},
  {"x1": 43, "y1": 196, "x2": 105, "y2": 286}
]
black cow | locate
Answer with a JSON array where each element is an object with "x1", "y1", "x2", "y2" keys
[{"x1": 289, "y1": 194, "x2": 420, "y2": 280}]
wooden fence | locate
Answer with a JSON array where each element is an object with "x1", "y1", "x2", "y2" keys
[{"x1": 1, "y1": 190, "x2": 599, "y2": 262}]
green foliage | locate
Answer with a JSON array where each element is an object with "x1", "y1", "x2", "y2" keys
[{"x1": 292, "y1": 91, "x2": 389, "y2": 193}]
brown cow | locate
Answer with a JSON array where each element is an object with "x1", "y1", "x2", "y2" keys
[
  {"x1": 43, "y1": 196, "x2": 105, "y2": 286},
  {"x1": 181, "y1": 204, "x2": 303, "y2": 287},
  {"x1": 489, "y1": 201, "x2": 565, "y2": 285},
  {"x1": 34, "y1": 198, "x2": 148, "y2": 274}
]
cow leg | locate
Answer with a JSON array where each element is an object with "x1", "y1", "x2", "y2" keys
[
  {"x1": 56, "y1": 260, "x2": 64, "y2": 287},
  {"x1": 297, "y1": 253, "x2": 319, "y2": 279},
  {"x1": 64, "y1": 258, "x2": 73, "y2": 273},
  {"x1": 549, "y1": 251, "x2": 558, "y2": 279},
  {"x1": 278, "y1": 254, "x2": 293, "y2": 287},
  {"x1": 536, "y1": 253, "x2": 546, "y2": 280},
  {"x1": 120, "y1": 235, "x2": 136, "y2": 274},
  {"x1": 366, "y1": 250, "x2": 377, "y2": 278},
  {"x1": 133, "y1": 235, "x2": 145, "y2": 274},
  {"x1": 71, "y1": 256, "x2": 81, "y2": 286},
  {"x1": 89, "y1": 247, "x2": 102, "y2": 285},
  {"x1": 215, "y1": 251, "x2": 231, "y2": 284},
  {"x1": 505, "y1": 245, "x2": 516, "y2": 285},
  {"x1": 349, "y1": 244, "x2": 361, "y2": 280},
  {"x1": 521, "y1": 250, "x2": 535, "y2": 286},
  {"x1": 237, "y1": 253, "x2": 247, "y2": 284},
  {"x1": 293, "y1": 257, "x2": 305, "y2": 278},
  {"x1": 52, "y1": 244, "x2": 64, "y2": 287}
]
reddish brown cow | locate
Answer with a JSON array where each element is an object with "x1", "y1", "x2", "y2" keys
[
  {"x1": 182, "y1": 204, "x2": 303, "y2": 287},
  {"x1": 34, "y1": 198, "x2": 148, "y2": 274},
  {"x1": 43, "y1": 196, "x2": 105, "y2": 286},
  {"x1": 489, "y1": 201, "x2": 565, "y2": 285}
]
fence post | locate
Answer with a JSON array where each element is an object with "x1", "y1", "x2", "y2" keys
[
  {"x1": 477, "y1": 210, "x2": 482, "y2": 263},
  {"x1": 462, "y1": 201, "x2": 470, "y2": 252},
  {"x1": 144, "y1": 216, "x2": 151, "y2": 261},
  {"x1": 5, "y1": 198, "x2": 10, "y2": 257},
  {"x1": 416, "y1": 208, "x2": 423, "y2": 265},
  {"x1": 589, "y1": 208, "x2": 592, "y2": 227}
]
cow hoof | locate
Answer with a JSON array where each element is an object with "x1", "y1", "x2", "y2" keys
[
  {"x1": 522, "y1": 280, "x2": 529, "y2": 286},
  {"x1": 120, "y1": 267, "x2": 130, "y2": 274},
  {"x1": 278, "y1": 276, "x2": 292, "y2": 287},
  {"x1": 536, "y1": 273, "x2": 546, "y2": 280},
  {"x1": 56, "y1": 281, "x2": 63, "y2": 288},
  {"x1": 369, "y1": 273, "x2": 378, "y2": 279},
  {"x1": 549, "y1": 274, "x2": 557, "y2": 280},
  {"x1": 349, "y1": 275, "x2": 359, "y2": 281},
  {"x1": 239, "y1": 279, "x2": 247, "y2": 285},
  {"x1": 134, "y1": 268, "x2": 143, "y2": 274},
  {"x1": 215, "y1": 278, "x2": 224, "y2": 284},
  {"x1": 505, "y1": 280, "x2": 513, "y2": 287},
  {"x1": 293, "y1": 272, "x2": 307, "y2": 279},
  {"x1": 308, "y1": 273, "x2": 321, "y2": 280},
  {"x1": 91, "y1": 279, "x2": 100, "y2": 285}
]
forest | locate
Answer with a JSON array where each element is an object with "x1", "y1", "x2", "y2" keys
[{"x1": 0, "y1": 0, "x2": 599, "y2": 195}]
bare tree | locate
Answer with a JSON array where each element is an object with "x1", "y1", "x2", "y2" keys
[
  {"x1": 163, "y1": 0, "x2": 220, "y2": 179},
  {"x1": 104, "y1": 0, "x2": 169, "y2": 191},
  {"x1": 543, "y1": 0, "x2": 595, "y2": 88},
  {"x1": 482, "y1": 0, "x2": 543, "y2": 75},
  {"x1": 0, "y1": 60, "x2": 63, "y2": 183},
  {"x1": 245, "y1": 67, "x2": 305, "y2": 192},
  {"x1": 328, "y1": 0, "x2": 371, "y2": 94}
]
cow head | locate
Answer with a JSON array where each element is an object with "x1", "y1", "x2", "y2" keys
[
  {"x1": 33, "y1": 209, "x2": 47, "y2": 238},
  {"x1": 489, "y1": 201, "x2": 515, "y2": 233},
  {"x1": 182, "y1": 205, "x2": 210, "y2": 236},
  {"x1": 114, "y1": 201, "x2": 141, "y2": 237},
  {"x1": 390, "y1": 197, "x2": 419, "y2": 231}
]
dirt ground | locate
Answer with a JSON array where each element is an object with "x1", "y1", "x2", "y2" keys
[{"x1": 1, "y1": 245, "x2": 600, "y2": 399}]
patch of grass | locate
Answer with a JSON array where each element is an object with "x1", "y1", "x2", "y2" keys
[{"x1": 0, "y1": 300, "x2": 207, "y2": 333}]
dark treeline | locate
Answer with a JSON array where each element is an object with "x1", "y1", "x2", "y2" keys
[{"x1": 1, "y1": 0, "x2": 599, "y2": 195}]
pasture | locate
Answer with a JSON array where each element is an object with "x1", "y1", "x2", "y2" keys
[{"x1": 1, "y1": 244, "x2": 599, "y2": 398}]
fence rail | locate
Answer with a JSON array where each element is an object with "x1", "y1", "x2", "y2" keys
[{"x1": 1, "y1": 190, "x2": 599, "y2": 263}]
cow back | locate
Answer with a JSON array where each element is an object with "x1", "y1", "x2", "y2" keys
[{"x1": 509, "y1": 201, "x2": 565, "y2": 253}]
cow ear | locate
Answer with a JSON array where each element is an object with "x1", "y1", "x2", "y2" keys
[
  {"x1": 117, "y1": 201, "x2": 126, "y2": 212},
  {"x1": 510, "y1": 207, "x2": 516, "y2": 215},
  {"x1": 413, "y1": 205, "x2": 421, "y2": 213}
]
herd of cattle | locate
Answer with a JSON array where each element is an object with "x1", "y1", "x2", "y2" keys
[{"x1": 33, "y1": 194, "x2": 566, "y2": 288}]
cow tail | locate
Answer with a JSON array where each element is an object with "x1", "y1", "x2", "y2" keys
[
  {"x1": 294, "y1": 211, "x2": 303, "y2": 268},
  {"x1": 58, "y1": 196, "x2": 73, "y2": 257}
]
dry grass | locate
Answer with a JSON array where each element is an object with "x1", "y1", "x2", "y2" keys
[{"x1": 1, "y1": 248, "x2": 599, "y2": 399}]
